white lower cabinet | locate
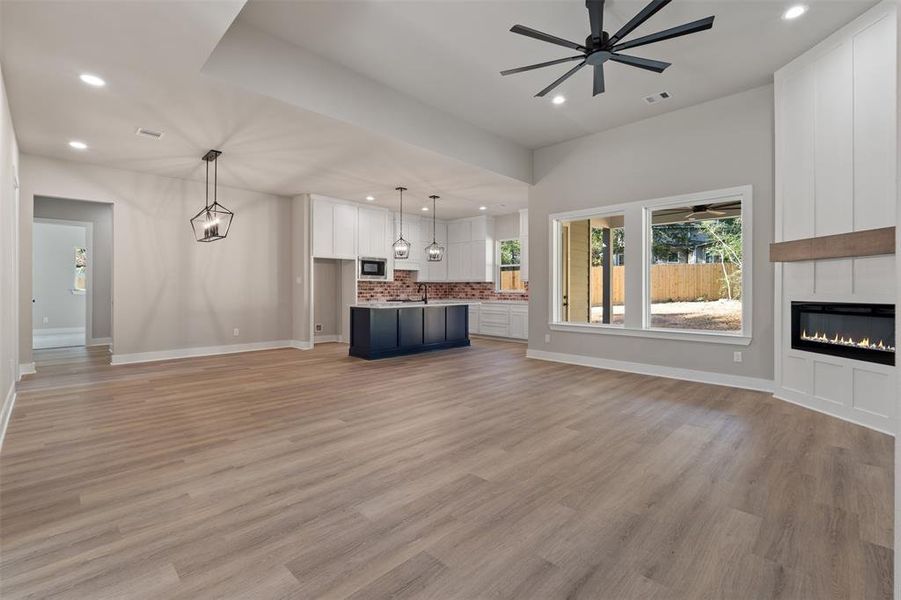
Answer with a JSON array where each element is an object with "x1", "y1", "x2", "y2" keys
[
  {"x1": 470, "y1": 303, "x2": 527, "y2": 340},
  {"x1": 509, "y1": 306, "x2": 528, "y2": 339}
]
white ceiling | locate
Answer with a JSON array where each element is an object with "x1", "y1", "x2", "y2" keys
[
  {"x1": 0, "y1": 0, "x2": 879, "y2": 219},
  {"x1": 0, "y1": 1, "x2": 528, "y2": 219},
  {"x1": 238, "y1": 0, "x2": 878, "y2": 149}
]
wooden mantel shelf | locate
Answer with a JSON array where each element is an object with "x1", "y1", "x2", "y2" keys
[{"x1": 769, "y1": 227, "x2": 895, "y2": 262}]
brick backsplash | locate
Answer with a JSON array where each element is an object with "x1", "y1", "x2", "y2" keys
[{"x1": 357, "y1": 269, "x2": 529, "y2": 303}]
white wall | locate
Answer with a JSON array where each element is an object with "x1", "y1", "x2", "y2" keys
[
  {"x1": 1, "y1": 57, "x2": 21, "y2": 438},
  {"x1": 774, "y1": 2, "x2": 897, "y2": 435},
  {"x1": 19, "y1": 155, "x2": 295, "y2": 363},
  {"x1": 529, "y1": 85, "x2": 775, "y2": 384},
  {"x1": 33, "y1": 196, "x2": 113, "y2": 341},
  {"x1": 32, "y1": 221, "x2": 86, "y2": 331}
]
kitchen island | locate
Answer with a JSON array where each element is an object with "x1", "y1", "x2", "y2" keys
[{"x1": 349, "y1": 302, "x2": 472, "y2": 359}]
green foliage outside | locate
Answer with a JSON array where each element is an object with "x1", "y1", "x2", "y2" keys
[{"x1": 500, "y1": 239, "x2": 521, "y2": 265}]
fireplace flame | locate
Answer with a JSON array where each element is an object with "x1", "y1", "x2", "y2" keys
[{"x1": 801, "y1": 330, "x2": 895, "y2": 353}]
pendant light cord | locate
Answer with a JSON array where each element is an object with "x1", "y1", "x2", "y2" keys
[
  {"x1": 431, "y1": 195, "x2": 438, "y2": 243},
  {"x1": 205, "y1": 159, "x2": 210, "y2": 210},
  {"x1": 213, "y1": 155, "x2": 218, "y2": 206}
]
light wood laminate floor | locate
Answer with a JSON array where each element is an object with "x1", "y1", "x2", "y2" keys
[{"x1": 1, "y1": 340, "x2": 893, "y2": 599}]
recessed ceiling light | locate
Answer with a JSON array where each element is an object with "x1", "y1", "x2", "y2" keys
[
  {"x1": 551, "y1": 95, "x2": 566, "y2": 105},
  {"x1": 68, "y1": 140, "x2": 87, "y2": 150},
  {"x1": 421, "y1": 206, "x2": 429, "y2": 212},
  {"x1": 479, "y1": 206, "x2": 487, "y2": 211},
  {"x1": 365, "y1": 195, "x2": 375, "y2": 201},
  {"x1": 782, "y1": 5, "x2": 807, "y2": 20},
  {"x1": 79, "y1": 73, "x2": 106, "y2": 87}
]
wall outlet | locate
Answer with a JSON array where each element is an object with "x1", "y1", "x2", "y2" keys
[
  {"x1": 733, "y1": 351, "x2": 742, "y2": 363},
  {"x1": 42, "y1": 316, "x2": 49, "y2": 324},
  {"x1": 544, "y1": 333, "x2": 551, "y2": 344},
  {"x1": 233, "y1": 328, "x2": 240, "y2": 337},
  {"x1": 315, "y1": 323, "x2": 323, "y2": 333}
]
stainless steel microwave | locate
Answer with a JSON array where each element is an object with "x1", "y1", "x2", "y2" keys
[{"x1": 359, "y1": 257, "x2": 387, "y2": 280}]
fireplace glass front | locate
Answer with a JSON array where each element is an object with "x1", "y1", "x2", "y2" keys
[{"x1": 791, "y1": 302, "x2": 895, "y2": 366}]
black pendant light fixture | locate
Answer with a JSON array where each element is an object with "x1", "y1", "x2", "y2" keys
[
  {"x1": 425, "y1": 195, "x2": 445, "y2": 262},
  {"x1": 190, "y1": 149, "x2": 234, "y2": 243},
  {"x1": 393, "y1": 186, "x2": 411, "y2": 259}
]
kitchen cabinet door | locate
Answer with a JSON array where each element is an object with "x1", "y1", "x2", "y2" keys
[
  {"x1": 447, "y1": 242, "x2": 468, "y2": 281},
  {"x1": 332, "y1": 203, "x2": 358, "y2": 258},
  {"x1": 312, "y1": 197, "x2": 334, "y2": 258},
  {"x1": 359, "y1": 207, "x2": 388, "y2": 258},
  {"x1": 509, "y1": 307, "x2": 528, "y2": 340}
]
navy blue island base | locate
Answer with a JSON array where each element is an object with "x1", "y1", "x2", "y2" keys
[{"x1": 349, "y1": 304, "x2": 471, "y2": 360}]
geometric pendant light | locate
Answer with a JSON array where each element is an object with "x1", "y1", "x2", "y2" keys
[
  {"x1": 392, "y1": 186, "x2": 411, "y2": 260},
  {"x1": 190, "y1": 149, "x2": 234, "y2": 243},
  {"x1": 425, "y1": 195, "x2": 445, "y2": 262}
]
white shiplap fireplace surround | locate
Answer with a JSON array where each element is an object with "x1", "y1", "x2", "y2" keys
[{"x1": 774, "y1": 1, "x2": 898, "y2": 435}]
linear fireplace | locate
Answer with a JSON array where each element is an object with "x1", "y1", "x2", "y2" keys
[{"x1": 791, "y1": 302, "x2": 895, "y2": 366}]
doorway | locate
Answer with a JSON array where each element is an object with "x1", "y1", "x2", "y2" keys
[{"x1": 32, "y1": 219, "x2": 92, "y2": 349}]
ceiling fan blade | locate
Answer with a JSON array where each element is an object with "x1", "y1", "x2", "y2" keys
[
  {"x1": 593, "y1": 64, "x2": 605, "y2": 96},
  {"x1": 501, "y1": 55, "x2": 585, "y2": 76},
  {"x1": 608, "y1": 53, "x2": 671, "y2": 73},
  {"x1": 510, "y1": 24, "x2": 586, "y2": 52},
  {"x1": 608, "y1": 0, "x2": 671, "y2": 46},
  {"x1": 535, "y1": 60, "x2": 586, "y2": 97},
  {"x1": 613, "y1": 16, "x2": 715, "y2": 52},
  {"x1": 586, "y1": 0, "x2": 605, "y2": 41}
]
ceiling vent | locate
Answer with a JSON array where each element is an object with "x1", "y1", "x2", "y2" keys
[
  {"x1": 644, "y1": 91, "x2": 672, "y2": 105},
  {"x1": 135, "y1": 127, "x2": 164, "y2": 139}
]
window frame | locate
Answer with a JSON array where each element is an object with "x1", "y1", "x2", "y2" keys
[
  {"x1": 548, "y1": 185, "x2": 753, "y2": 346},
  {"x1": 496, "y1": 238, "x2": 526, "y2": 294}
]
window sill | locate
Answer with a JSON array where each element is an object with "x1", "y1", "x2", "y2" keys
[
  {"x1": 70, "y1": 289, "x2": 86, "y2": 296},
  {"x1": 548, "y1": 322, "x2": 752, "y2": 346}
]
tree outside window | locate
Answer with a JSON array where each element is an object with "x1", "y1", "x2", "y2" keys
[
  {"x1": 74, "y1": 247, "x2": 87, "y2": 292},
  {"x1": 498, "y1": 239, "x2": 525, "y2": 292}
]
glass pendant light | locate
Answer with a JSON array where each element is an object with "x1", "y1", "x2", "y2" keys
[
  {"x1": 190, "y1": 150, "x2": 234, "y2": 242},
  {"x1": 393, "y1": 186, "x2": 411, "y2": 259},
  {"x1": 425, "y1": 195, "x2": 445, "y2": 262}
]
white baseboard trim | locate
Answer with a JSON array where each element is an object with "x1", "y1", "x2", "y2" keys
[
  {"x1": 33, "y1": 327, "x2": 85, "y2": 335},
  {"x1": 87, "y1": 337, "x2": 112, "y2": 347},
  {"x1": 18, "y1": 363, "x2": 35, "y2": 378},
  {"x1": 314, "y1": 335, "x2": 339, "y2": 343},
  {"x1": 526, "y1": 349, "x2": 775, "y2": 393},
  {"x1": 111, "y1": 340, "x2": 312, "y2": 365},
  {"x1": 774, "y1": 386, "x2": 894, "y2": 436},
  {"x1": 1, "y1": 383, "x2": 16, "y2": 450}
]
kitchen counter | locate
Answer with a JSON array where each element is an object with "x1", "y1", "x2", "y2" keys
[
  {"x1": 352, "y1": 299, "x2": 526, "y2": 308},
  {"x1": 349, "y1": 303, "x2": 470, "y2": 359}
]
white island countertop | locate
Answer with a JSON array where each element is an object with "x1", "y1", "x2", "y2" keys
[
  {"x1": 351, "y1": 300, "x2": 481, "y2": 309},
  {"x1": 352, "y1": 299, "x2": 528, "y2": 309}
]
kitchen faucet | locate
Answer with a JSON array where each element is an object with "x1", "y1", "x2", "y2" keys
[{"x1": 417, "y1": 283, "x2": 429, "y2": 304}]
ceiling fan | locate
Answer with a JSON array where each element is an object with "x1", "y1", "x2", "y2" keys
[
  {"x1": 501, "y1": 0, "x2": 715, "y2": 97},
  {"x1": 655, "y1": 201, "x2": 741, "y2": 222}
]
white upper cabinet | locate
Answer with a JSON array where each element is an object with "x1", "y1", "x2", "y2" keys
[
  {"x1": 358, "y1": 207, "x2": 390, "y2": 258},
  {"x1": 313, "y1": 195, "x2": 357, "y2": 259},
  {"x1": 312, "y1": 196, "x2": 334, "y2": 258},
  {"x1": 447, "y1": 220, "x2": 471, "y2": 244},
  {"x1": 332, "y1": 203, "x2": 358, "y2": 258},
  {"x1": 420, "y1": 221, "x2": 448, "y2": 282},
  {"x1": 443, "y1": 215, "x2": 494, "y2": 282}
]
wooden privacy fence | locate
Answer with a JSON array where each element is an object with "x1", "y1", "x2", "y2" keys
[
  {"x1": 590, "y1": 263, "x2": 740, "y2": 304},
  {"x1": 499, "y1": 270, "x2": 526, "y2": 291}
]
